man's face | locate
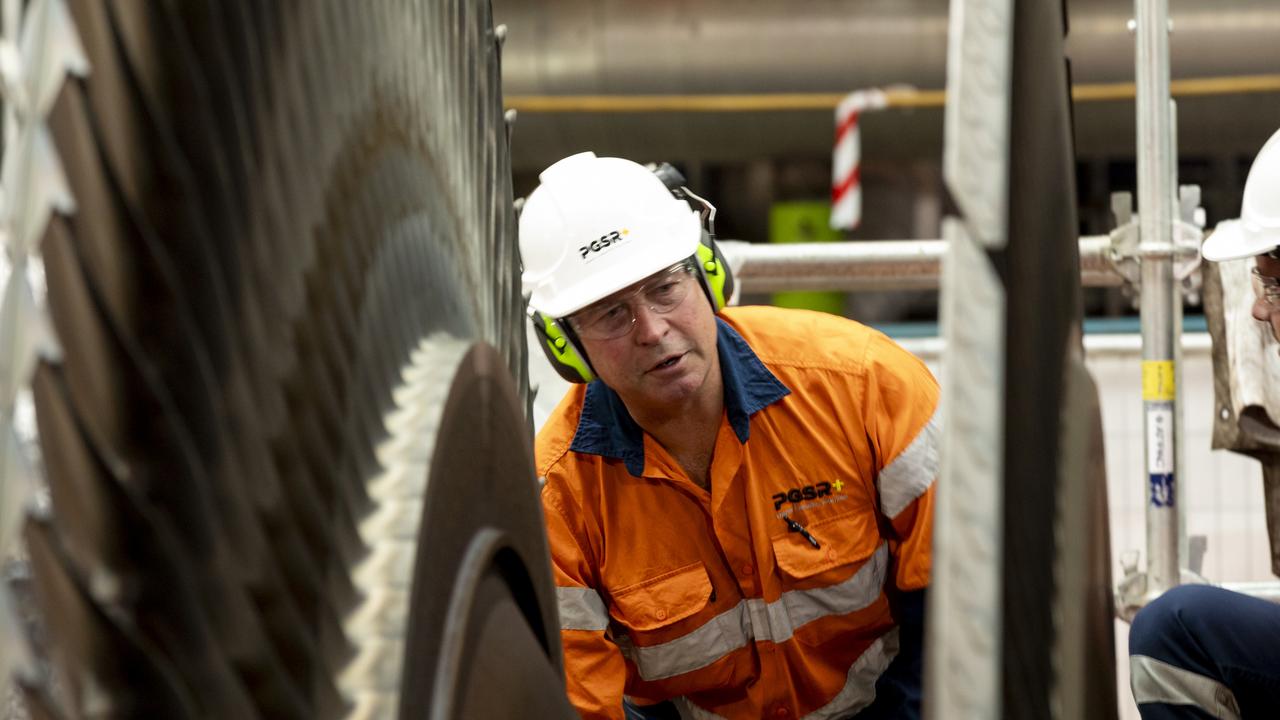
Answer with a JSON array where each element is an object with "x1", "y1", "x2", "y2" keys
[
  {"x1": 1253, "y1": 253, "x2": 1280, "y2": 343},
  {"x1": 571, "y1": 264, "x2": 720, "y2": 415}
]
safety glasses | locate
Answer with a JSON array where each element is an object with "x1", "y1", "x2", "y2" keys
[
  {"x1": 1252, "y1": 266, "x2": 1280, "y2": 308},
  {"x1": 569, "y1": 261, "x2": 697, "y2": 341}
]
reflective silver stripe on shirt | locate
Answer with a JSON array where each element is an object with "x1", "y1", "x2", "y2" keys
[
  {"x1": 801, "y1": 628, "x2": 898, "y2": 719},
  {"x1": 670, "y1": 629, "x2": 898, "y2": 720},
  {"x1": 623, "y1": 543, "x2": 888, "y2": 681},
  {"x1": 558, "y1": 586, "x2": 609, "y2": 632},
  {"x1": 1130, "y1": 654, "x2": 1242, "y2": 720},
  {"x1": 878, "y1": 407, "x2": 941, "y2": 518}
]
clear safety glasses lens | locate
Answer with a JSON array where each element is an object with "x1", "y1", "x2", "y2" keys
[
  {"x1": 1252, "y1": 267, "x2": 1280, "y2": 308},
  {"x1": 571, "y1": 264, "x2": 695, "y2": 340}
]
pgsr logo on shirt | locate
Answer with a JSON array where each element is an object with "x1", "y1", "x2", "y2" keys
[
  {"x1": 579, "y1": 229, "x2": 629, "y2": 262},
  {"x1": 772, "y1": 479, "x2": 846, "y2": 511}
]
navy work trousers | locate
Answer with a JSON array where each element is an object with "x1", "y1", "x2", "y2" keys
[{"x1": 1129, "y1": 584, "x2": 1280, "y2": 719}]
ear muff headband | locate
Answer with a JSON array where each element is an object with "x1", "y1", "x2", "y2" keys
[
  {"x1": 532, "y1": 310, "x2": 596, "y2": 384},
  {"x1": 659, "y1": 169, "x2": 732, "y2": 313}
]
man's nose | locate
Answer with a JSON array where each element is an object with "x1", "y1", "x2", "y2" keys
[
  {"x1": 631, "y1": 303, "x2": 668, "y2": 344},
  {"x1": 1254, "y1": 296, "x2": 1273, "y2": 324},
  {"x1": 1256, "y1": 299, "x2": 1280, "y2": 342}
]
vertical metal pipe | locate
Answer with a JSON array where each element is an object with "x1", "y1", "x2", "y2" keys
[
  {"x1": 1171, "y1": 102, "x2": 1190, "y2": 576},
  {"x1": 1135, "y1": 0, "x2": 1180, "y2": 598},
  {"x1": 2, "y1": 0, "x2": 18, "y2": 150}
]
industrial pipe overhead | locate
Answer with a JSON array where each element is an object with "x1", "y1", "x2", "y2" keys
[
  {"x1": 498, "y1": 0, "x2": 1279, "y2": 95},
  {"x1": 494, "y1": 0, "x2": 1280, "y2": 171}
]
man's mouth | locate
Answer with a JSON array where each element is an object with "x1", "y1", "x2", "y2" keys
[{"x1": 650, "y1": 353, "x2": 684, "y2": 372}]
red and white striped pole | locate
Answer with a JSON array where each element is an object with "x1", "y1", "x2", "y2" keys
[{"x1": 831, "y1": 89, "x2": 888, "y2": 231}]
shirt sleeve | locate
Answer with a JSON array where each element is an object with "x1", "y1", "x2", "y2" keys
[
  {"x1": 543, "y1": 482, "x2": 628, "y2": 719},
  {"x1": 861, "y1": 331, "x2": 941, "y2": 592}
]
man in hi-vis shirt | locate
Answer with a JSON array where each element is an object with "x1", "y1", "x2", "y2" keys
[{"x1": 522, "y1": 152, "x2": 939, "y2": 719}]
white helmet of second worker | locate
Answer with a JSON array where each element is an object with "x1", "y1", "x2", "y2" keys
[
  {"x1": 520, "y1": 152, "x2": 702, "y2": 318},
  {"x1": 1202, "y1": 127, "x2": 1280, "y2": 262}
]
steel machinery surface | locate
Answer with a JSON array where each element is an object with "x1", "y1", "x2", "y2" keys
[
  {"x1": 0, "y1": 1, "x2": 573, "y2": 718},
  {"x1": 926, "y1": 0, "x2": 1118, "y2": 718}
]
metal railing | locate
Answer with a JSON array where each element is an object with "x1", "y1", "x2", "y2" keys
[{"x1": 720, "y1": 235, "x2": 1125, "y2": 293}]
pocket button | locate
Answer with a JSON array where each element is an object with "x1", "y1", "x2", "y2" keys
[
  {"x1": 741, "y1": 564, "x2": 754, "y2": 576},
  {"x1": 655, "y1": 608, "x2": 668, "y2": 620}
]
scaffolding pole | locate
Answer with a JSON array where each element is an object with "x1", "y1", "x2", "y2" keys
[
  {"x1": 719, "y1": 236, "x2": 1123, "y2": 293},
  {"x1": 1135, "y1": 0, "x2": 1182, "y2": 602}
]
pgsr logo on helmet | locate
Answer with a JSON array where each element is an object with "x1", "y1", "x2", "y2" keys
[{"x1": 579, "y1": 229, "x2": 630, "y2": 262}]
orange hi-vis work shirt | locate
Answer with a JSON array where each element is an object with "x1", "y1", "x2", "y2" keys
[{"x1": 538, "y1": 306, "x2": 940, "y2": 719}]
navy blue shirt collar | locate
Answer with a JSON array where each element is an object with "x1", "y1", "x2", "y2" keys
[{"x1": 569, "y1": 317, "x2": 791, "y2": 476}]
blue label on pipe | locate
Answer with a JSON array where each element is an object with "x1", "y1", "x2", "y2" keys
[{"x1": 1149, "y1": 473, "x2": 1175, "y2": 508}]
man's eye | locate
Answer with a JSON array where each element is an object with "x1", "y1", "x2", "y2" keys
[
  {"x1": 599, "y1": 305, "x2": 628, "y2": 324},
  {"x1": 651, "y1": 282, "x2": 678, "y2": 298}
]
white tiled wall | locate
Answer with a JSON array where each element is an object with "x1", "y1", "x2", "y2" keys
[
  {"x1": 1088, "y1": 337, "x2": 1272, "y2": 720},
  {"x1": 1091, "y1": 342, "x2": 1271, "y2": 584}
]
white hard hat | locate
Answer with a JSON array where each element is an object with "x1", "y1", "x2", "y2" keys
[
  {"x1": 519, "y1": 152, "x2": 702, "y2": 318},
  {"x1": 1202, "y1": 128, "x2": 1280, "y2": 262}
]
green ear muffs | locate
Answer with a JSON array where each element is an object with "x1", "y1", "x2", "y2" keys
[
  {"x1": 695, "y1": 231, "x2": 734, "y2": 311},
  {"x1": 530, "y1": 309, "x2": 597, "y2": 384}
]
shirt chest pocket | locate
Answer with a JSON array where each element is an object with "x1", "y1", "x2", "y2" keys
[
  {"x1": 608, "y1": 561, "x2": 713, "y2": 632},
  {"x1": 771, "y1": 509, "x2": 881, "y2": 585}
]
